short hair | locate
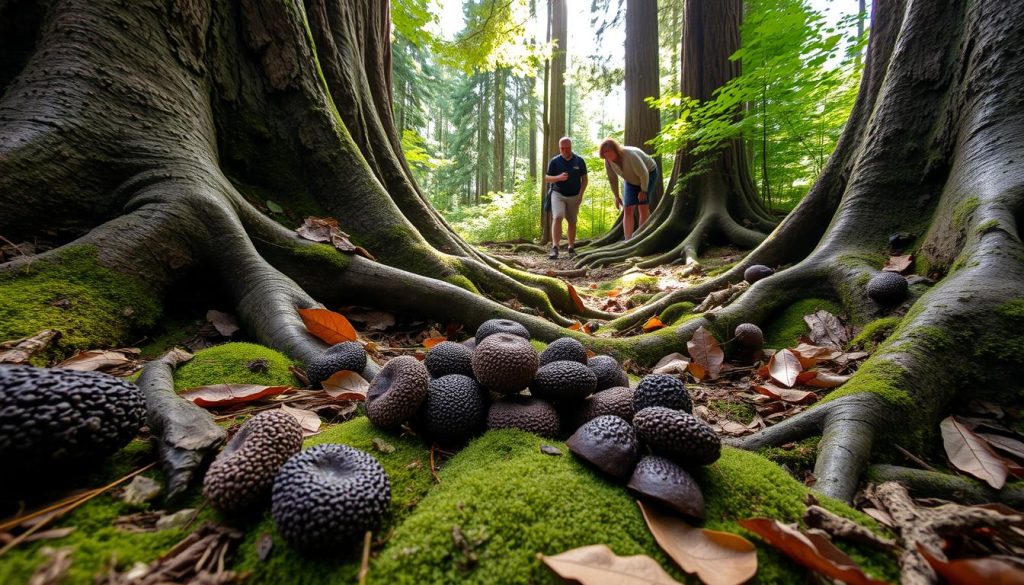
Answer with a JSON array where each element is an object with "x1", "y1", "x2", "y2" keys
[
  {"x1": 558, "y1": 136, "x2": 572, "y2": 146},
  {"x1": 599, "y1": 138, "x2": 623, "y2": 159}
]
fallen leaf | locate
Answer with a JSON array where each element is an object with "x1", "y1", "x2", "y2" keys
[
  {"x1": 205, "y1": 310, "x2": 239, "y2": 337},
  {"x1": 643, "y1": 317, "x2": 667, "y2": 332},
  {"x1": 540, "y1": 544, "x2": 681, "y2": 585},
  {"x1": 180, "y1": 384, "x2": 290, "y2": 408},
  {"x1": 803, "y1": 371, "x2": 851, "y2": 389},
  {"x1": 739, "y1": 518, "x2": 886, "y2": 585},
  {"x1": 295, "y1": 217, "x2": 375, "y2": 259},
  {"x1": 256, "y1": 532, "x2": 274, "y2": 562},
  {"x1": 768, "y1": 349, "x2": 803, "y2": 388},
  {"x1": 918, "y1": 543, "x2": 1024, "y2": 585},
  {"x1": 57, "y1": 349, "x2": 136, "y2": 372},
  {"x1": 753, "y1": 383, "x2": 818, "y2": 405},
  {"x1": 978, "y1": 433, "x2": 1024, "y2": 462},
  {"x1": 298, "y1": 308, "x2": 357, "y2": 344},
  {"x1": 717, "y1": 420, "x2": 754, "y2": 437},
  {"x1": 883, "y1": 255, "x2": 913, "y2": 273},
  {"x1": 607, "y1": 288, "x2": 621, "y2": 297},
  {"x1": 653, "y1": 353, "x2": 691, "y2": 376},
  {"x1": 540, "y1": 444, "x2": 563, "y2": 456},
  {"x1": 687, "y1": 326, "x2": 724, "y2": 380},
  {"x1": 941, "y1": 417, "x2": 1008, "y2": 489},
  {"x1": 281, "y1": 404, "x2": 321, "y2": 436},
  {"x1": 347, "y1": 310, "x2": 396, "y2": 331},
  {"x1": 640, "y1": 501, "x2": 756, "y2": 585},
  {"x1": 687, "y1": 362, "x2": 707, "y2": 380},
  {"x1": 566, "y1": 283, "x2": 586, "y2": 312},
  {"x1": 321, "y1": 370, "x2": 369, "y2": 400},
  {"x1": 568, "y1": 321, "x2": 583, "y2": 331},
  {"x1": 803, "y1": 310, "x2": 849, "y2": 349},
  {"x1": 790, "y1": 343, "x2": 842, "y2": 367},
  {"x1": 266, "y1": 200, "x2": 284, "y2": 214},
  {"x1": 423, "y1": 336, "x2": 447, "y2": 349}
]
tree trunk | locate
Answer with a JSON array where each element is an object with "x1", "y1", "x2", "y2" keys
[
  {"x1": 540, "y1": 0, "x2": 567, "y2": 246},
  {"x1": 492, "y1": 69, "x2": 505, "y2": 193},
  {"x1": 624, "y1": 0, "x2": 662, "y2": 207}
]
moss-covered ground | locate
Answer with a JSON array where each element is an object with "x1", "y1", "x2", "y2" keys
[
  {"x1": 173, "y1": 342, "x2": 297, "y2": 390},
  {"x1": 762, "y1": 298, "x2": 845, "y2": 349}
]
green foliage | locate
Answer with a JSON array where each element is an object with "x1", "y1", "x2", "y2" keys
[{"x1": 173, "y1": 342, "x2": 296, "y2": 391}]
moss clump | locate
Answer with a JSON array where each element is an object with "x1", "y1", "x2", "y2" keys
[
  {"x1": 848, "y1": 317, "x2": 902, "y2": 350},
  {"x1": 951, "y1": 196, "x2": 980, "y2": 230},
  {"x1": 291, "y1": 243, "x2": 351, "y2": 272},
  {"x1": 709, "y1": 400, "x2": 756, "y2": 424},
  {"x1": 659, "y1": 301, "x2": 697, "y2": 325},
  {"x1": 0, "y1": 246, "x2": 160, "y2": 360},
  {"x1": 823, "y1": 359, "x2": 914, "y2": 409},
  {"x1": 173, "y1": 343, "x2": 296, "y2": 391},
  {"x1": 762, "y1": 298, "x2": 844, "y2": 349},
  {"x1": 444, "y1": 275, "x2": 479, "y2": 294},
  {"x1": 758, "y1": 436, "x2": 820, "y2": 470}
]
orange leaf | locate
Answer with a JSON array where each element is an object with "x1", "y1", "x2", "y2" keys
[
  {"x1": 643, "y1": 317, "x2": 666, "y2": 332},
  {"x1": 804, "y1": 371, "x2": 851, "y2": 388},
  {"x1": 883, "y1": 255, "x2": 913, "y2": 273},
  {"x1": 753, "y1": 383, "x2": 818, "y2": 405},
  {"x1": 687, "y1": 362, "x2": 707, "y2": 380},
  {"x1": 566, "y1": 283, "x2": 586, "y2": 312},
  {"x1": 181, "y1": 384, "x2": 290, "y2": 408},
  {"x1": 607, "y1": 288, "x2": 621, "y2": 297},
  {"x1": 321, "y1": 370, "x2": 369, "y2": 400},
  {"x1": 941, "y1": 417, "x2": 1008, "y2": 489},
  {"x1": 540, "y1": 544, "x2": 681, "y2": 585},
  {"x1": 768, "y1": 349, "x2": 803, "y2": 388},
  {"x1": 281, "y1": 404, "x2": 321, "y2": 437},
  {"x1": 568, "y1": 321, "x2": 583, "y2": 331},
  {"x1": 687, "y1": 326, "x2": 724, "y2": 379},
  {"x1": 918, "y1": 543, "x2": 1024, "y2": 585},
  {"x1": 298, "y1": 308, "x2": 357, "y2": 344},
  {"x1": 423, "y1": 336, "x2": 447, "y2": 349}
]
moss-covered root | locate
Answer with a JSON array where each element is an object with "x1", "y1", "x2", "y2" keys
[
  {"x1": 868, "y1": 465, "x2": 1024, "y2": 508},
  {"x1": 137, "y1": 351, "x2": 226, "y2": 500}
]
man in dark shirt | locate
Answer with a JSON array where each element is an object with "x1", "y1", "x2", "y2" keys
[{"x1": 544, "y1": 137, "x2": 588, "y2": 259}]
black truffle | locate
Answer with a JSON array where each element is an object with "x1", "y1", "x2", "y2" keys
[
  {"x1": 471, "y1": 333, "x2": 539, "y2": 395},
  {"x1": 567, "y1": 415, "x2": 639, "y2": 480},
  {"x1": 271, "y1": 444, "x2": 391, "y2": 554},
  {"x1": 475, "y1": 319, "x2": 530, "y2": 342},
  {"x1": 203, "y1": 410, "x2": 303, "y2": 515},
  {"x1": 588, "y1": 355, "x2": 629, "y2": 391},
  {"x1": 539, "y1": 337, "x2": 588, "y2": 366},
  {"x1": 565, "y1": 386, "x2": 636, "y2": 432},
  {"x1": 744, "y1": 264, "x2": 775, "y2": 284},
  {"x1": 421, "y1": 375, "x2": 488, "y2": 444},
  {"x1": 487, "y1": 396, "x2": 560, "y2": 438},
  {"x1": 0, "y1": 366, "x2": 146, "y2": 468},
  {"x1": 633, "y1": 407, "x2": 721, "y2": 466},
  {"x1": 366, "y1": 356, "x2": 429, "y2": 428},
  {"x1": 424, "y1": 341, "x2": 474, "y2": 378},
  {"x1": 627, "y1": 456, "x2": 705, "y2": 520},
  {"x1": 867, "y1": 272, "x2": 908, "y2": 305},
  {"x1": 530, "y1": 360, "x2": 597, "y2": 402},
  {"x1": 634, "y1": 374, "x2": 692, "y2": 413},
  {"x1": 307, "y1": 342, "x2": 367, "y2": 388},
  {"x1": 734, "y1": 323, "x2": 764, "y2": 349}
]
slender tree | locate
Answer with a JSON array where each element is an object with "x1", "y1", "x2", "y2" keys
[
  {"x1": 624, "y1": 0, "x2": 662, "y2": 205},
  {"x1": 540, "y1": 0, "x2": 567, "y2": 245}
]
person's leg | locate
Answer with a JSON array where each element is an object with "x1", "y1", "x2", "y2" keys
[
  {"x1": 623, "y1": 205, "x2": 636, "y2": 240},
  {"x1": 622, "y1": 182, "x2": 640, "y2": 240},
  {"x1": 637, "y1": 204, "x2": 650, "y2": 228},
  {"x1": 552, "y1": 217, "x2": 563, "y2": 248},
  {"x1": 550, "y1": 195, "x2": 565, "y2": 258},
  {"x1": 565, "y1": 194, "x2": 581, "y2": 253}
]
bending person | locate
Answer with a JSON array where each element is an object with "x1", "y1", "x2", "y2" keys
[
  {"x1": 543, "y1": 137, "x2": 589, "y2": 259},
  {"x1": 599, "y1": 138, "x2": 657, "y2": 241}
]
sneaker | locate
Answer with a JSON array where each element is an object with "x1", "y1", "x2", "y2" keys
[
  {"x1": 567, "y1": 246, "x2": 577, "y2": 258},
  {"x1": 548, "y1": 247, "x2": 559, "y2": 259}
]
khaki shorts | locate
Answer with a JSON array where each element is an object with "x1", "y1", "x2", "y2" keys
[{"x1": 551, "y1": 192, "x2": 582, "y2": 222}]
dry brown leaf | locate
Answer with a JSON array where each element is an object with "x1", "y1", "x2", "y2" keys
[
  {"x1": 347, "y1": 310, "x2": 396, "y2": 331},
  {"x1": 607, "y1": 288, "x2": 621, "y2": 297},
  {"x1": 206, "y1": 309, "x2": 240, "y2": 337},
  {"x1": 281, "y1": 404, "x2": 321, "y2": 437},
  {"x1": 295, "y1": 217, "x2": 375, "y2": 259},
  {"x1": 540, "y1": 544, "x2": 681, "y2": 585},
  {"x1": 739, "y1": 518, "x2": 886, "y2": 585},
  {"x1": 643, "y1": 317, "x2": 667, "y2": 332},
  {"x1": 653, "y1": 353, "x2": 691, "y2": 376},
  {"x1": 640, "y1": 501, "x2": 756, "y2": 585},
  {"x1": 566, "y1": 283, "x2": 586, "y2": 313},
  {"x1": 180, "y1": 384, "x2": 290, "y2": 408},
  {"x1": 298, "y1": 308, "x2": 357, "y2": 344},
  {"x1": 978, "y1": 433, "x2": 1024, "y2": 462},
  {"x1": 687, "y1": 326, "x2": 724, "y2": 380},
  {"x1": 941, "y1": 417, "x2": 1008, "y2": 489},
  {"x1": 753, "y1": 383, "x2": 818, "y2": 405},
  {"x1": 790, "y1": 343, "x2": 842, "y2": 367},
  {"x1": 322, "y1": 370, "x2": 369, "y2": 400},
  {"x1": 918, "y1": 543, "x2": 1024, "y2": 585},
  {"x1": 57, "y1": 349, "x2": 137, "y2": 372},
  {"x1": 423, "y1": 336, "x2": 447, "y2": 349},
  {"x1": 803, "y1": 310, "x2": 849, "y2": 349},
  {"x1": 803, "y1": 371, "x2": 851, "y2": 388},
  {"x1": 883, "y1": 255, "x2": 914, "y2": 273},
  {"x1": 768, "y1": 349, "x2": 803, "y2": 388}
]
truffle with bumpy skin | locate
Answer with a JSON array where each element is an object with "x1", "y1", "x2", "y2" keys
[
  {"x1": 487, "y1": 396, "x2": 560, "y2": 438},
  {"x1": 564, "y1": 386, "x2": 636, "y2": 432},
  {"x1": 307, "y1": 342, "x2": 367, "y2": 388},
  {"x1": 588, "y1": 355, "x2": 629, "y2": 391},
  {"x1": 421, "y1": 375, "x2": 488, "y2": 444},
  {"x1": 633, "y1": 407, "x2": 721, "y2": 466},
  {"x1": 475, "y1": 319, "x2": 530, "y2": 342},
  {"x1": 471, "y1": 333, "x2": 539, "y2": 395},
  {"x1": 366, "y1": 356, "x2": 429, "y2": 428},
  {"x1": 0, "y1": 365, "x2": 146, "y2": 468},
  {"x1": 424, "y1": 341, "x2": 474, "y2": 378},
  {"x1": 633, "y1": 374, "x2": 692, "y2": 413},
  {"x1": 203, "y1": 410, "x2": 303, "y2": 515},
  {"x1": 734, "y1": 323, "x2": 764, "y2": 349},
  {"x1": 271, "y1": 444, "x2": 391, "y2": 554},
  {"x1": 744, "y1": 264, "x2": 775, "y2": 284},
  {"x1": 867, "y1": 271, "x2": 908, "y2": 305},
  {"x1": 627, "y1": 455, "x2": 705, "y2": 520},
  {"x1": 566, "y1": 415, "x2": 639, "y2": 480},
  {"x1": 539, "y1": 337, "x2": 588, "y2": 366},
  {"x1": 529, "y1": 360, "x2": 597, "y2": 402}
]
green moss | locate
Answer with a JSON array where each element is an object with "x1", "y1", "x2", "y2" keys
[
  {"x1": 444, "y1": 275, "x2": 480, "y2": 294},
  {"x1": 762, "y1": 298, "x2": 844, "y2": 349},
  {"x1": 627, "y1": 292, "x2": 655, "y2": 308},
  {"x1": 998, "y1": 299, "x2": 1024, "y2": 319},
  {"x1": 951, "y1": 196, "x2": 980, "y2": 230},
  {"x1": 529, "y1": 339, "x2": 547, "y2": 353},
  {"x1": 594, "y1": 272, "x2": 659, "y2": 293},
  {"x1": 0, "y1": 246, "x2": 161, "y2": 360},
  {"x1": 659, "y1": 302, "x2": 697, "y2": 325},
  {"x1": 848, "y1": 317, "x2": 902, "y2": 350},
  {"x1": 173, "y1": 343, "x2": 296, "y2": 390},
  {"x1": 709, "y1": 400, "x2": 756, "y2": 424},
  {"x1": 758, "y1": 437, "x2": 820, "y2": 470},
  {"x1": 291, "y1": 243, "x2": 351, "y2": 272},
  {"x1": 823, "y1": 359, "x2": 914, "y2": 408},
  {"x1": 976, "y1": 219, "x2": 1001, "y2": 234}
]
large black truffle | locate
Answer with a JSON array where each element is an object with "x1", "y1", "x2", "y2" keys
[
  {"x1": 539, "y1": 337, "x2": 588, "y2": 366},
  {"x1": 203, "y1": 410, "x2": 303, "y2": 515},
  {"x1": 588, "y1": 355, "x2": 629, "y2": 391},
  {"x1": 530, "y1": 360, "x2": 597, "y2": 402},
  {"x1": 424, "y1": 341, "x2": 475, "y2": 378},
  {"x1": 421, "y1": 375, "x2": 488, "y2": 444},
  {"x1": 366, "y1": 356, "x2": 429, "y2": 428},
  {"x1": 633, "y1": 407, "x2": 721, "y2": 466},
  {"x1": 307, "y1": 342, "x2": 367, "y2": 388},
  {"x1": 271, "y1": 444, "x2": 391, "y2": 554},
  {"x1": 633, "y1": 374, "x2": 692, "y2": 413},
  {"x1": 567, "y1": 415, "x2": 639, "y2": 480},
  {"x1": 744, "y1": 265, "x2": 775, "y2": 284},
  {"x1": 475, "y1": 319, "x2": 530, "y2": 342},
  {"x1": 627, "y1": 456, "x2": 705, "y2": 520},
  {"x1": 734, "y1": 323, "x2": 764, "y2": 349},
  {"x1": 471, "y1": 333, "x2": 539, "y2": 395},
  {"x1": 487, "y1": 396, "x2": 560, "y2": 438},
  {"x1": 0, "y1": 366, "x2": 146, "y2": 468},
  {"x1": 866, "y1": 272, "x2": 908, "y2": 305}
]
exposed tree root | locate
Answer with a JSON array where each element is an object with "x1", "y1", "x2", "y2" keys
[{"x1": 868, "y1": 465, "x2": 1024, "y2": 509}]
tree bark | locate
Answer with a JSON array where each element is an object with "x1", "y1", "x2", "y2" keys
[
  {"x1": 540, "y1": 0, "x2": 567, "y2": 246},
  {"x1": 624, "y1": 0, "x2": 662, "y2": 205}
]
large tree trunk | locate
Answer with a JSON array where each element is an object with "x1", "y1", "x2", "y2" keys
[
  {"x1": 540, "y1": 0, "x2": 567, "y2": 246},
  {"x1": 624, "y1": 0, "x2": 662, "y2": 209}
]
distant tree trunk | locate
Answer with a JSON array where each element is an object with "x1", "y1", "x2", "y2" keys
[
  {"x1": 540, "y1": 0, "x2": 567, "y2": 245},
  {"x1": 493, "y1": 69, "x2": 506, "y2": 193},
  {"x1": 476, "y1": 74, "x2": 490, "y2": 203},
  {"x1": 624, "y1": 0, "x2": 662, "y2": 205},
  {"x1": 528, "y1": 0, "x2": 539, "y2": 180}
]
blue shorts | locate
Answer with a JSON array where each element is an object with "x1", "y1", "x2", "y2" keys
[{"x1": 623, "y1": 167, "x2": 657, "y2": 207}]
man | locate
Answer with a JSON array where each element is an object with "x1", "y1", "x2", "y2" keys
[{"x1": 544, "y1": 137, "x2": 588, "y2": 259}]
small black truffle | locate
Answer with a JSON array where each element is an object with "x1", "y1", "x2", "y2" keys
[
  {"x1": 734, "y1": 323, "x2": 764, "y2": 349},
  {"x1": 366, "y1": 356, "x2": 429, "y2": 428},
  {"x1": 424, "y1": 341, "x2": 475, "y2": 378},
  {"x1": 271, "y1": 444, "x2": 391, "y2": 554},
  {"x1": 744, "y1": 265, "x2": 775, "y2": 284},
  {"x1": 307, "y1": 342, "x2": 367, "y2": 388},
  {"x1": 421, "y1": 375, "x2": 488, "y2": 444},
  {"x1": 565, "y1": 386, "x2": 636, "y2": 433},
  {"x1": 633, "y1": 407, "x2": 721, "y2": 466},
  {"x1": 471, "y1": 333, "x2": 539, "y2": 395},
  {"x1": 567, "y1": 415, "x2": 639, "y2": 480},
  {"x1": 475, "y1": 319, "x2": 530, "y2": 342},
  {"x1": 539, "y1": 337, "x2": 588, "y2": 366},
  {"x1": 487, "y1": 396, "x2": 560, "y2": 438},
  {"x1": 633, "y1": 374, "x2": 692, "y2": 413},
  {"x1": 627, "y1": 456, "x2": 705, "y2": 520},
  {"x1": 867, "y1": 272, "x2": 908, "y2": 305},
  {"x1": 588, "y1": 355, "x2": 629, "y2": 391},
  {"x1": 529, "y1": 360, "x2": 597, "y2": 402}
]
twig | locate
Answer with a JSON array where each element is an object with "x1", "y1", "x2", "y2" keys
[
  {"x1": 0, "y1": 490, "x2": 90, "y2": 533},
  {"x1": 894, "y1": 444, "x2": 938, "y2": 472},
  {"x1": 357, "y1": 530, "x2": 372, "y2": 585},
  {"x1": 429, "y1": 444, "x2": 442, "y2": 484},
  {"x1": 0, "y1": 234, "x2": 27, "y2": 256}
]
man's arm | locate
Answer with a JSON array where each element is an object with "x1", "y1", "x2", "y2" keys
[{"x1": 579, "y1": 175, "x2": 588, "y2": 201}]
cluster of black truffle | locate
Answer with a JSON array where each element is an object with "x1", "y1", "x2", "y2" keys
[{"x1": 567, "y1": 374, "x2": 721, "y2": 522}]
